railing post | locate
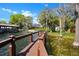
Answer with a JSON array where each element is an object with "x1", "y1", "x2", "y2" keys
[
  {"x1": 38, "y1": 46, "x2": 40, "y2": 56},
  {"x1": 38, "y1": 31, "x2": 40, "y2": 36},
  {"x1": 29, "y1": 34, "x2": 33, "y2": 42},
  {"x1": 44, "y1": 31, "x2": 47, "y2": 49},
  {"x1": 38, "y1": 31, "x2": 42, "y2": 37},
  {"x1": 8, "y1": 35, "x2": 16, "y2": 56}
]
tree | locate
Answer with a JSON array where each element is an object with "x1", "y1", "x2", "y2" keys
[
  {"x1": 64, "y1": 3, "x2": 79, "y2": 46},
  {"x1": 73, "y1": 4, "x2": 79, "y2": 46},
  {"x1": 57, "y1": 4, "x2": 76, "y2": 32},
  {"x1": 10, "y1": 14, "x2": 26, "y2": 29},
  {"x1": 38, "y1": 9, "x2": 48, "y2": 27},
  {"x1": 25, "y1": 16, "x2": 32, "y2": 29},
  {"x1": 38, "y1": 8, "x2": 59, "y2": 31},
  {"x1": 0, "y1": 20, "x2": 7, "y2": 24},
  {"x1": 9, "y1": 14, "x2": 32, "y2": 30}
]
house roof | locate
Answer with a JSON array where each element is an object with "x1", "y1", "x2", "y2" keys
[{"x1": 0, "y1": 24, "x2": 19, "y2": 27}]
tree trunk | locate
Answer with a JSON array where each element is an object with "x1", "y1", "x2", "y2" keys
[
  {"x1": 73, "y1": 4, "x2": 79, "y2": 46},
  {"x1": 73, "y1": 18, "x2": 79, "y2": 46}
]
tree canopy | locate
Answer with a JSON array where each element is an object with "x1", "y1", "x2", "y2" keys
[
  {"x1": 37, "y1": 4, "x2": 78, "y2": 32},
  {"x1": 0, "y1": 20, "x2": 7, "y2": 24},
  {"x1": 9, "y1": 14, "x2": 32, "y2": 29},
  {"x1": 38, "y1": 8, "x2": 59, "y2": 31},
  {"x1": 56, "y1": 4, "x2": 76, "y2": 32}
]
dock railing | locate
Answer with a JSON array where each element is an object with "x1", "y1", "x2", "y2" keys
[{"x1": 0, "y1": 30, "x2": 48, "y2": 56}]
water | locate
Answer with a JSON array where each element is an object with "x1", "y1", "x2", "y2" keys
[{"x1": 0, "y1": 31, "x2": 30, "y2": 56}]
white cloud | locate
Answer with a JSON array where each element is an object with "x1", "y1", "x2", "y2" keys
[
  {"x1": 21, "y1": 10, "x2": 38, "y2": 24},
  {"x1": 2, "y1": 8, "x2": 18, "y2": 14},
  {"x1": 2, "y1": 8, "x2": 12, "y2": 13},
  {"x1": 12, "y1": 11, "x2": 17, "y2": 14},
  {"x1": 33, "y1": 16, "x2": 40, "y2": 24},
  {"x1": 21, "y1": 10, "x2": 37, "y2": 17},
  {"x1": 44, "y1": 4, "x2": 48, "y2": 7},
  {"x1": 21, "y1": 10, "x2": 25, "y2": 12},
  {"x1": 2, "y1": 8, "x2": 6, "y2": 11},
  {"x1": 22, "y1": 10, "x2": 33, "y2": 17}
]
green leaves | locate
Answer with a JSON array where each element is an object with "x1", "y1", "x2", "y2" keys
[
  {"x1": 38, "y1": 8, "x2": 59, "y2": 31},
  {"x1": 9, "y1": 14, "x2": 32, "y2": 29},
  {"x1": 0, "y1": 20, "x2": 7, "y2": 24}
]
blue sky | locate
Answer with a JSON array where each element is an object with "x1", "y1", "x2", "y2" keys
[{"x1": 0, "y1": 3, "x2": 59, "y2": 24}]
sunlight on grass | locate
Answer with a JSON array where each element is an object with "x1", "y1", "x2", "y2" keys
[{"x1": 47, "y1": 32, "x2": 79, "y2": 56}]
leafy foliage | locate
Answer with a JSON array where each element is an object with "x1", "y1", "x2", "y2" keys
[
  {"x1": 9, "y1": 14, "x2": 32, "y2": 29},
  {"x1": 38, "y1": 4, "x2": 76, "y2": 32},
  {"x1": 57, "y1": 4, "x2": 76, "y2": 32},
  {"x1": 38, "y1": 8, "x2": 59, "y2": 31},
  {"x1": 25, "y1": 16, "x2": 32, "y2": 29},
  {"x1": 0, "y1": 20, "x2": 7, "y2": 24}
]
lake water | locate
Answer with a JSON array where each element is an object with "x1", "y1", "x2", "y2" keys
[{"x1": 0, "y1": 31, "x2": 30, "y2": 56}]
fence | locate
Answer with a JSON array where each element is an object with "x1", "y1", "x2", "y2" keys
[{"x1": 0, "y1": 31, "x2": 48, "y2": 56}]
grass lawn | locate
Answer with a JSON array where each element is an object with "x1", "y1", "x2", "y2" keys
[{"x1": 47, "y1": 32, "x2": 79, "y2": 56}]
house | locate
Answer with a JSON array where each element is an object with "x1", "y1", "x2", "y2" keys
[
  {"x1": 0, "y1": 24, "x2": 19, "y2": 33},
  {"x1": 32, "y1": 23, "x2": 42, "y2": 28}
]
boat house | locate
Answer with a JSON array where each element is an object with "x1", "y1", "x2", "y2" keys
[{"x1": 0, "y1": 24, "x2": 19, "y2": 33}]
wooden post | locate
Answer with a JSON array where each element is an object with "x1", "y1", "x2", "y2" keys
[
  {"x1": 38, "y1": 32, "x2": 41, "y2": 37},
  {"x1": 44, "y1": 32, "x2": 47, "y2": 49},
  {"x1": 38, "y1": 31, "x2": 40, "y2": 36},
  {"x1": 29, "y1": 34, "x2": 33, "y2": 42},
  {"x1": 38, "y1": 31, "x2": 42, "y2": 36},
  {"x1": 38, "y1": 46, "x2": 40, "y2": 56},
  {"x1": 8, "y1": 35, "x2": 16, "y2": 56}
]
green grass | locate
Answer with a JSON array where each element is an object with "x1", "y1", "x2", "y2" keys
[
  {"x1": 47, "y1": 32, "x2": 79, "y2": 56},
  {"x1": 31, "y1": 27, "x2": 47, "y2": 31}
]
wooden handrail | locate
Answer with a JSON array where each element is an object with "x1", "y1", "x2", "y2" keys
[
  {"x1": 0, "y1": 30, "x2": 47, "y2": 56},
  {"x1": 0, "y1": 31, "x2": 40, "y2": 48},
  {"x1": 25, "y1": 32, "x2": 48, "y2": 56},
  {"x1": 0, "y1": 38, "x2": 11, "y2": 48},
  {"x1": 15, "y1": 31, "x2": 39, "y2": 41},
  {"x1": 18, "y1": 39, "x2": 39, "y2": 56},
  {"x1": 18, "y1": 42, "x2": 34, "y2": 55},
  {"x1": 18, "y1": 31, "x2": 48, "y2": 56}
]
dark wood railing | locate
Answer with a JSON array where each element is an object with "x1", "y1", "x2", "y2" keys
[{"x1": 0, "y1": 31, "x2": 48, "y2": 56}]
